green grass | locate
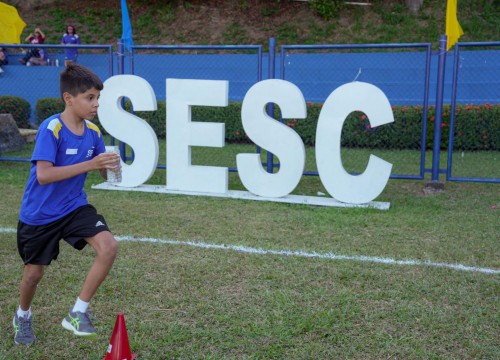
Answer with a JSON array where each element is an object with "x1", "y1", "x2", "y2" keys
[
  {"x1": 0, "y1": 141, "x2": 499, "y2": 359},
  {"x1": 2, "y1": 139, "x2": 499, "y2": 186}
]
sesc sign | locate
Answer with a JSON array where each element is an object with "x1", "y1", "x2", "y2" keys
[{"x1": 96, "y1": 76, "x2": 393, "y2": 206}]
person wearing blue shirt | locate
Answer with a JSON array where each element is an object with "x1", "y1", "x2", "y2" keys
[
  {"x1": 61, "y1": 25, "x2": 80, "y2": 67},
  {"x1": 27, "y1": 48, "x2": 49, "y2": 66},
  {"x1": 13, "y1": 63, "x2": 121, "y2": 346}
]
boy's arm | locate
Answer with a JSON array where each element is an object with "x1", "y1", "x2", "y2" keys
[{"x1": 36, "y1": 152, "x2": 120, "y2": 185}]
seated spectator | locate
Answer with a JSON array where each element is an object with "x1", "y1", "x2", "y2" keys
[
  {"x1": 0, "y1": 47, "x2": 7, "y2": 74},
  {"x1": 19, "y1": 28, "x2": 46, "y2": 65},
  {"x1": 0, "y1": 47, "x2": 8, "y2": 65},
  {"x1": 28, "y1": 48, "x2": 49, "y2": 66}
]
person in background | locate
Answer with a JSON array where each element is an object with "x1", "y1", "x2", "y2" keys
[
  {"x1": 0, "y1": 47, "x2": 8, "y2": 74},
  {"x1": 61, "y1": 25, "x2": 80, "y2": 67},
  {"x1": 0, "y1": 47, "x2": 8, "y2": 65},
  {"x1": 19, "y1": 28, "x2": 46, "y2": 65},
  {"x1": 28, "y1": 48, "x2": 49, "y2": 66}
]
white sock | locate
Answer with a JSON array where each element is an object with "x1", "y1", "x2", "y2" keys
[
  {"x1": 17, "y1": 306, "x2": 31, "y2": 319},
  {"x1": 72, "y1": 297, "x2": 89, "y2": 313}
]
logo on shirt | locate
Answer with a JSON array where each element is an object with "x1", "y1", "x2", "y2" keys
[
  {"x1": 86, "y1": 147, "x2": 95, "y2": 158},
  {"x1": 66, "y1": 148, "x2": 78, "y2": 155},
  {"x1": 95, "y1": 221, "x2": 105, "y2": 227}
]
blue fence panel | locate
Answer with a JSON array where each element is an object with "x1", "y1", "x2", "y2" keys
[
  {"x1": 446, "y1": 42, "x2": 500, "y2": 183},
  {"x1": 127, "y1": 44, "x2": 263, "y2": 171},
  {"x1": 130, "y1": 45, "x2": 262, "y2": 102},
  {"x1": 0, "y1": 44, "x2": 114, "y2": 123},
  {"x1": 280, "y1": 45, "x2": 431, "y2": 106},
  {"x1": 280, "y1": 43, "x2": 433, "y2": 180}
]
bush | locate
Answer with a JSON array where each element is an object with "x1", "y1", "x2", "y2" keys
[
  {"x1": 35, "y1": 98, "x2": 167, "y2": 138},
  {"x1": 35, "y1": 98, "x2": 65, "y2": 125},
  {"x1": 451, "y1": 103, "x2": 500, "y2": 151},
  {"x1": 192, "y1": 102, "x2": 244, "y2": 142},
  {"x1": 34, "y1": 97, "x2": 499, "y2": 151},
  {"x1": 135, "y1": 100, "x2": 167, "y2": 139},
  {"x1": 0, "y1": 96, "x2": 32, "y2": 129},
  {"x1": 309, "y1": 0, "x2": 344, "y2": 20}
]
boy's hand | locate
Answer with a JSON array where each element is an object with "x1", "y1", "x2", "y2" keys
[{"x1": 93, "y1": 152, "x2": 121, "y2": 171}]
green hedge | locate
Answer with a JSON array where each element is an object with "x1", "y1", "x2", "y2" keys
[
  {"x1": 196, "y1": 102, "x2": 499, "y2": 151},
  {"x1": 31, "y1": 97, "x2": 500, "y2": 151},
  {"x1": 35, "y1": 98, "x2": 167, "y2": 138},
  {"x1": 35, "y1": 98, "x2": 65, "y2": 125},
  {"x1": 309, "y1": 0, "x2": 344, "y2": 20},
  {"x1": 0, "y1": 96, "x2": 32, "y2": 129}
]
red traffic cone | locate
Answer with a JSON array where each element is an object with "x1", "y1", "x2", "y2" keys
[{"x1": 103, "y1": 313, "x2": 137, "y2": 360}]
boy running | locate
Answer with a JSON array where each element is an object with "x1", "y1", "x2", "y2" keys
[{"x1": 13, "y1": 63, "x2": 120, "y2": 345}]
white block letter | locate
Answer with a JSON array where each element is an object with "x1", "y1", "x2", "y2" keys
[
  {"x1": 237, "y1": 79, "x2": 306, "y2": 198},
  {"x1": 166, "y1": 79, "x2": 228, "y2": 193},
  {"x1": 98, "y1": 75, "x2": 159, "y2": 188},
  {"x1": 316, "y1": 82, "x2": 394, "y2": 204}
]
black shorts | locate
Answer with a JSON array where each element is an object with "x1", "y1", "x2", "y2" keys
[{"x1": 17, "y1": 204, "x2": 111, "y2": 265}]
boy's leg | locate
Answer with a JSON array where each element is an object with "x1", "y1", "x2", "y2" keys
[
  {"x1": 61, "y1": 230, "x2": 117, "y2": 338},
  {"x1": 14, "y1": 264, "x2": 44, "y2": 345},
  {"x1": 80, "y1": 231, "x2": 118, "y2": 302},
  {"x1": 20, "y1": 264, "x2": 45, "y2": 311}
]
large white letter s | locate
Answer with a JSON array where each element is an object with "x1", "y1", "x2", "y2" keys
[{"x1": 98, "y1": 75, "x2": 159, "y2": 187}]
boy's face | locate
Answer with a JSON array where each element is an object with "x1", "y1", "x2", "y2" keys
[{"x1": 64, "y1": 87, "x2": 100, "y2": 120}]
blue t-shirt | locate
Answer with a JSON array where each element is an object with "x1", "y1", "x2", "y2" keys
[
  {"x1": 61, "y1": 33, "x2": 80, "y2": 60},
  {"x1": 19, "y1": 114, "x2": 106, "y2": 225},
  {"x1": 39, "y1": 48, "x2": 48, "y2": 60}
]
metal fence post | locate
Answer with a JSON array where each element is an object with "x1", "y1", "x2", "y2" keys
[
  {"x1": 117, "y1": 39, "x2": 125, "y2": 75},
  {"x1": 115, "y1": 39, "x2": 126, "y2": 158},
  {"x1": 430, "y1": 35, "x2": 447, "y2": 183},
  {"x1": 266, "y1": 37, "x2": 276, "y2": 173}
]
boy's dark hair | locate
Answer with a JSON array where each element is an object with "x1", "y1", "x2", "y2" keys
[{"x1": 60, "y1": 63, "x2": 103, "y2": 100}]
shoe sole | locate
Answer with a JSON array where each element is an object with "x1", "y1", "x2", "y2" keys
[
  {"x1": 61, "y1": 319, "x2": 97, "y2": 340},
  {"x1": 13, "y1": 316, "x2": 36, "y2": 346}
]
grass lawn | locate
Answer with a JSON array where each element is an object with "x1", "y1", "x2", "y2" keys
[{"x1": 0, "y1": 142, "x2": 498, "y2": 359}]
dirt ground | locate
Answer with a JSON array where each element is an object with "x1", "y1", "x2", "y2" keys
[{"x1": 14, "y1": 0, "x2": 354, "y2": 46}]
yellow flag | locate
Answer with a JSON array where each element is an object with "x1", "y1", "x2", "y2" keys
[
  {"x1": 446, "y1": 0, "x2": 464, "y2": 51},
  {"x1": 0, "y1": 2, "x2": 26, "y2": 44}
]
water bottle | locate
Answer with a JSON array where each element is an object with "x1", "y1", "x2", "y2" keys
[
  {"x1": 55, "y1": 59, "x2": 59, "y2": 67},
  {"x1": 105, "y1": 146, "x2": 122, "y2": 183},
  {"x1": 47, "y1": 59, "x2": 50, "y2": 66}
]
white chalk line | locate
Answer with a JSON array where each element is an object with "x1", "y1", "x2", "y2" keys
[{"x1": 1, "y1": 227, "x2": 498, "y2": 275}]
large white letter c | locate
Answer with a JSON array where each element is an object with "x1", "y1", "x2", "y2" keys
[{"x1": 316, "y1": 82, "x2": 394, "y2": 204}]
